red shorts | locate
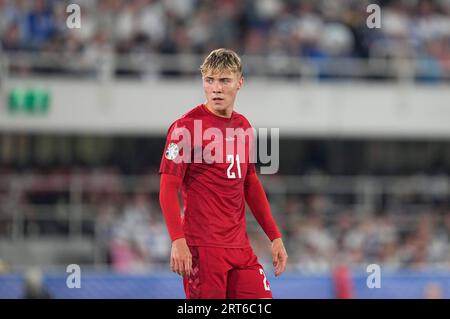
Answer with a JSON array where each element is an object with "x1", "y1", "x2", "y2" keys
[{"x1": 183, "y1": 246, "x2": 273, "y2": 299}]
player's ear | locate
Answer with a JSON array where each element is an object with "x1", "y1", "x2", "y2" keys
[{"x1": 237, "y1": 75, "x2": 244, "y2": 90}]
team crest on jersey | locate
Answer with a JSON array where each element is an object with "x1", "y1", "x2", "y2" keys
[{"x1": 165, "y1": 143, "x2": 179, "y2": 160}]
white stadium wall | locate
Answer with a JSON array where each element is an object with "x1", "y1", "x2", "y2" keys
[{"x1": 1, "y1": 79, "x2": 449, "y2": 138}]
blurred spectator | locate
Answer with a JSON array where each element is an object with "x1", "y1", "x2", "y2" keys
[
  {"x1": 0, "y1": 259, "x2": 9, "y2": 273},
  {"x1": 109, "y1": 193, "x2": 149, "y2": 272},
  {"x1": 1, "y1": 23, "x2": 22, "y2": 53},
  {"x1": 26, "y1": 0, "x2": 57, "y2": 50},
  {"x1": 423, "y1": 281, "x2": 443, "y2": 299},
  {"x1": 23, "y1": 267, "x2": 52, "y2": 299},
  {"x1": 109, "y1": 192, "x2": 170, "y2": 272}
]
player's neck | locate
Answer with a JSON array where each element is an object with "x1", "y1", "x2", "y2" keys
[{"x1": 204, "y1": 102, "x2": 233, "y2": 119}]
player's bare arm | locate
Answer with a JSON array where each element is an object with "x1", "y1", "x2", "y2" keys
[
  {"x1": 171, "y1": 238, "x2": 192, "y2": 277},
  {"x1": 271, "y1": 238, "x2": 288, "y2": 277}
]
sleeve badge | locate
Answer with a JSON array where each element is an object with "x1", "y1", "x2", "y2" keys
[{"x1": 165, "y1": 143, "x2": 179, "y2": 160}]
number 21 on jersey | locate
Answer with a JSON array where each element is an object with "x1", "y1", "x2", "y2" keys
[{"x1": 226, "y1": 154, "x2": 242, "y2": 179}]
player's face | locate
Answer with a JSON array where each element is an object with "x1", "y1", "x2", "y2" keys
[{"x1": 203, "y1": 70, "x2": 243, "y2": 117}]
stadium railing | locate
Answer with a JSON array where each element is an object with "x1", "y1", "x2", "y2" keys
[{"x1": 1, "y1": 52, "x2": 449, "y2": 82}]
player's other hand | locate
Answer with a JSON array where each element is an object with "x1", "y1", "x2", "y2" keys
[
  {"x1": 271, "y1": 238, "x2": 288, "y2": 277},
  {"x1": 171, "y1": 238, "x2": 192, "y2": 277}
]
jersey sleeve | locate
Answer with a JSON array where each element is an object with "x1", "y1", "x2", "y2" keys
[
  {"x1": 159, "y1": 120, "x2": 192, "y2": 178},
  {"x1": 245, "y1": 117, "x2": 257, "y2": 176},
  {"x1": 244, "y1": 172, "x2": 282, "y2": 241},
  {"x1": 159, "y1": 173, "x2": 185, "y2": 241}
]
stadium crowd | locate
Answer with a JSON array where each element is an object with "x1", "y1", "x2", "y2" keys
[
  {"x1": 1, "y1": 166, "x2": 448, "y2": 273},
  {"x1": 1, "y1": 0, "x2": 450, "y2": 79}
]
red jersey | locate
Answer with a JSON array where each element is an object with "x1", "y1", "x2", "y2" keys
[{"x1": 159, "y1": 104, "x2": 256, "y2": 248}]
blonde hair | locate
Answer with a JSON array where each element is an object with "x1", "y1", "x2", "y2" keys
[{"x1": 200, "y1": 48, "x2": 243, "y2": 77}]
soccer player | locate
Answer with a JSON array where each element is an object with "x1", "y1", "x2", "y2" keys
[{"x1": 159, "y1": 48, "x2": 288, "y2": 299}]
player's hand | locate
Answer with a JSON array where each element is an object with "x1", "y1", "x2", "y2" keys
[
  {"x1": 271, "y1": 238, "x2": 288, "y2": 277},
  {"x1": 170, "y1": 238, "x2": 192, "y2": 277}
]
